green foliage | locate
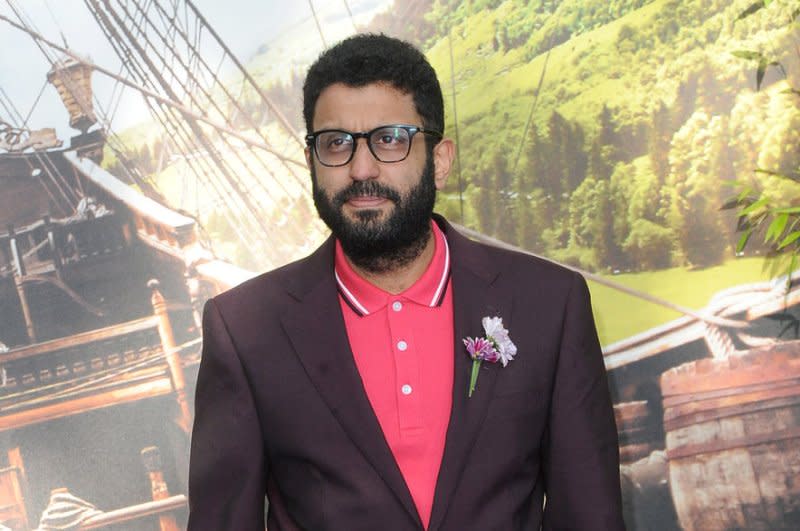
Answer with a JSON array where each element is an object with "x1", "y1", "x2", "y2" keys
[
  {"x1": 567, "y1": 177, "x2": 619, "y2": 269},
  {"x1": 732, "y1": 49, "x2": 785, "y2": 90},
  {"x1": 666, "y1": 111, "x2": 734, "y2": 267},
  {"x1": 623, "y1": 219, "x2": 673, "y2": 269},
  {"x1": 725, "y1": 0, "x2": 800, "y2": 285},
  {"x1": 421, "y1": 0, "x2": 797, "y2": 275}
]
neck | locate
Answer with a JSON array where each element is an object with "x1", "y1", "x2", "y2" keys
[{"x1": 344, "y1": 229, "x2": 436, "y2": 294}]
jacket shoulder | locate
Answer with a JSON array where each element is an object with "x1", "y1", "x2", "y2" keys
[
  {"x1": 468, "y1": 237, "x2": 583, "y2": 288},
  {"x1": 211, "y1": 242, "x2": 331, "y2": 314}
]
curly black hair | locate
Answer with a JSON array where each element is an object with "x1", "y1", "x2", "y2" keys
[{"x1": 302, "y1": 34, "x2": 444, "y2": 141}]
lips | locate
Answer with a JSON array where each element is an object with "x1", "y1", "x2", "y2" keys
[
  {"x1": 346, "y1": 195, "x2": 389, "y2": 208},
  {"x1": 334, "y1": 181, "x2": 401, "y2": 207}
]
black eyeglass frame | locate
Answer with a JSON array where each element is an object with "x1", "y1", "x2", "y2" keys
[{"x1": 305, "y1": 124, "x2": 443, "y2": 167}]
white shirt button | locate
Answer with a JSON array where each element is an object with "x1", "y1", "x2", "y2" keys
[
  {"x1": 397, "y1": 340, "x2": 408, "y2": 351},
  {"x1": 392, "y1": 301, "x2": 403, "y2": 312},
  {"x1": 401, "y1": 384, "x2": 413, "y2": 395}
]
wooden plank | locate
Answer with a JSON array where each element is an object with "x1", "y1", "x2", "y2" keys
[
  {"x1": 0, "y1": 316, "x2": 158, "y2": 363},
  {"x1": 78, "y1": 494, "x2": 187, "y2": 529},
  {"x1": 668, "y1": 423, "x2": 800, "y2": 460},
  {"x1": 0, "y1": 378, "x2": 173, "y2": 431},
  {"x1": 63, "y1": 153, "x2": 195, "y2": 235}
]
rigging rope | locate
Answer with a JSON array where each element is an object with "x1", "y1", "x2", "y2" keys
[
  {"x1": 2, "y1": 0, "x2": 328, "y2": 268},
  {"x1": 511, "y1": 3, "x2": 561, "y2": 174},
  {"x1": 447, "y1": 29, "x2": 464, "y2": 223},
  {"x1": 21, "y1": 79, "x2": 49, "y2": 128},
  {"x1": 307, "y1": 0, "x2": 327, "y2": 48},
  {"x1": 342, "y1": 0, "x2": 358, "y2": 33},
  {"x1": 96, "y1": 0, "x2": 324, "y2": 262}
]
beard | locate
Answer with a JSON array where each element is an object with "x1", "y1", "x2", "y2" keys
[{"x1": 311, "y1": 154, "x2": 436, "y2": 273}]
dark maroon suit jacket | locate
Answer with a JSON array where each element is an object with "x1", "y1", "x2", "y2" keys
[{"x1": 188, "y1": 216, "x2": 625, "y2": 530}]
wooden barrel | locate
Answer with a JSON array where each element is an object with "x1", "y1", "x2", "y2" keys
[
  {"x1": 614, "y1": 400, "x2": 661, "y2": 463},
  {"x1": 660, "y1": 341, "x2": 800, "y2": 531}
]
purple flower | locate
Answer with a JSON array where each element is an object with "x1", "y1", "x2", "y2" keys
[{"x1": 463, "y1": 337, "x2": 500, "y2": 362}]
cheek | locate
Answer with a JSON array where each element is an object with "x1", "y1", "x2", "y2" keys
[
  {"x1": 394, "y1": 156, "x2": 427, "y2": 188},
  {"x1": 313, "y1": 168, "x2": 348, "y2": 194}
]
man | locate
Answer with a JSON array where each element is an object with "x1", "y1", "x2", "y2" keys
[{"x1": 188, "y1": 34, "x2": 625, "y2": 530}]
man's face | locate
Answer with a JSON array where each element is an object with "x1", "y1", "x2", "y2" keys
[{"x1": 306, "y1": 82, "x2": 450, "y2": 271}]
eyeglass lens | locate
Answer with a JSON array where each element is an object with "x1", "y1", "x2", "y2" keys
[{"x1": 315, "y1": 126, "x2": 412, "y2": 166}]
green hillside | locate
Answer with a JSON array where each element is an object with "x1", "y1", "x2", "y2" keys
[{"x1": 421, "y1": 0, "x2": 799, "y2": 273}]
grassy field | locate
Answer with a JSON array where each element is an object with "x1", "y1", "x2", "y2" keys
[
  {"x1": 425, "y1": 0, "x2": 682, "y2": 142},
  {"x1": 589, "y1": 256, "x2": 778, "y2": 345}
]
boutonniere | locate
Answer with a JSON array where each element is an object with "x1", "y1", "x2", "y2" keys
[{"x1": 463, "y1": 316, "x2": 517, "y2": 397}]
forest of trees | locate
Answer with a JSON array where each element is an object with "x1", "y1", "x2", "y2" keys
[{"x1": 422, "y1": 0, "x2": 799, "y2": 273}]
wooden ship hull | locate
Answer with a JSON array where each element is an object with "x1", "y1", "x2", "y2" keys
[{"x1": 0, "y1": 133, "x2": 252, "y2": 529}]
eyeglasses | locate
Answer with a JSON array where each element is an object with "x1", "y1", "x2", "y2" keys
[{"x1": 306, "y1": 124, "x2": 442, "y2": 167}]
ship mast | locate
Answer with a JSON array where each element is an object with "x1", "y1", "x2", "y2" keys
[{"x1": 2, "y1": 0, "x2": 327, "y2": 269}]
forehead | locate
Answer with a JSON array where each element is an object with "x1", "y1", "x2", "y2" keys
[{"x1": 312, "y1": 82, "x2": 421, "y2": 131}]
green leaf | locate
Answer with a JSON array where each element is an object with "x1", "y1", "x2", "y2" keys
[
  {"x1": 766, "y1": 213, "x2": 789, "y2": 243},
  {"x1": 736, "y1": 1, "x2": 764, "y2": 20},
  {"x1": 737, "y1": 228, "x2": 753, "y2": 252},
  {"x1": 781, "y1": 88, "x2": 800, "y2": 96},
  {"x1": 756, "y1": 60, "x2": 780, "y2": 90},
  {"x1": 737, "y1": 215, "x2": 753, "y2": 231},
  {"x1": 731, "y1": 50, "x2": 763, "y2": 61},
  {"x1": 786, "y1": 254, "x2": 797, "y2": 291},
  {"x1": 777, "y1": 231, "x2": 800, "y2": 250},
  {"x1": 754, "y1": 168, "x2": 800, "y2": 182},
  {"x1": 720, "y1": 197, "x2": 741, "y2": 210},
  {"x1": 754, "y1": 168, "x2": 786, "y2": 177},
  {"x1": 757, "y1": 59, "x2": 768, "y2": 89},
  {"x1": 774, "y1": 206, "x2": 800, "y2": 214},
  {"x1": 740, "y1": 197, "x2": 769, "y2": 215},
  {"x1": 736, "y1": 186, "x2": 755, "y2": 201}
]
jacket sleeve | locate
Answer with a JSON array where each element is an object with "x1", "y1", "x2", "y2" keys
[
  {"x1": 542, "y1": 273, "x2": 626, "y2": 530},
  {"x1": 188, "y1": 298, "x2": 267, "y2": 531}
]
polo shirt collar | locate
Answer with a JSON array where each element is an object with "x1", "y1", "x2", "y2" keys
[{"x1": 334, "y1": 220, "x2": 451, "y2": 316}]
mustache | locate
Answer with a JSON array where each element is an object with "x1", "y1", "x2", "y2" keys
[{"x1": 333, "y1": 180, "x2": 401, "y2": 206}]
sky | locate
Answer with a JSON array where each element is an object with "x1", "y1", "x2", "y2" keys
[{"x1": 0, "y1": 0, "x2": 391, "y2": 140}]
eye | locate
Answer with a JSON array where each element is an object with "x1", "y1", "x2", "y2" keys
[
  {"x1": 321, "y1": 133, "x2": 353, "y2": 152},
  {"x1": 371, "y1": 128, "x2": 409, "y2": 150}
]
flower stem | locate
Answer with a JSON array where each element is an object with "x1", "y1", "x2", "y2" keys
[{"x1": 468, "y1": 359, "x2": 481, "y2": 397}]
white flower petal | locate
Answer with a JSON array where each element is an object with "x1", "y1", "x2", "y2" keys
[
  {"x1": 481, "y1": 315, "x2": 516, "y2": 366},
  {"x1": 481, "y1": 316, "x2": 502, "y2": 337}
]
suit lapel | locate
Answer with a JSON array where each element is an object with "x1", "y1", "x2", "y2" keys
[
  {"x1": 428, "y1": 221, "x2": 513, "y2": 530},
  {"x1": 279, "y1": 239, "x2": 422, "y2": 527}
]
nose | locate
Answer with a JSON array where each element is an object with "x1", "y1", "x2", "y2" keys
[{"x1": 348, "y1": 137, "x2": 379, "y2": 181}]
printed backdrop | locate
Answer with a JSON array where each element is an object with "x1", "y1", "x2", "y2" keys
[{"x1": 0, "y1": 0, "x2": 798, "y2": 529}]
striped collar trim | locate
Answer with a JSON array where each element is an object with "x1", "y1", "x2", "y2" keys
[{"x1": 335, "y1": 222, "x2": 451, "y2": 317}]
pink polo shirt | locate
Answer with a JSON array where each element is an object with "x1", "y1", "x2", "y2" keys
[{"x1": 335, "y1": 221, "x2": 454, "y2": 529}]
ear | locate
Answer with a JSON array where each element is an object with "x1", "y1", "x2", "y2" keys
[
  {"x1": 304, "y1": 146, "x2": 313, "y2": 170},
  {"x1": 432, "y1": 138, "x2": 455, "y2": 191}
]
